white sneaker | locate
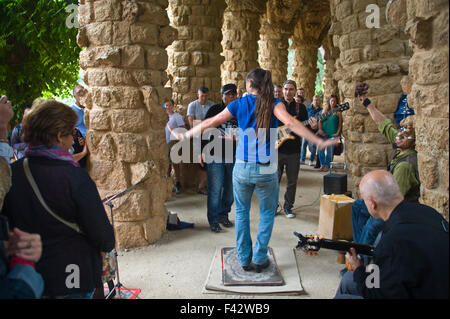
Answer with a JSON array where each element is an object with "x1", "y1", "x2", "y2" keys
[
  {"x1": 308, "y1": 160, "x2": 314, "y2": 166},
  {"x1": 284, "y1": 209, "x2": 295, "y2": 218}
]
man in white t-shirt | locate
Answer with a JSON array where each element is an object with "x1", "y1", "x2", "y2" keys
[
  {"x1": 165, "y1": 99, "x2": 186, "y2": 194},
  {"x1": 186, "y1": 86, "x2": 215, "y2": 195}
]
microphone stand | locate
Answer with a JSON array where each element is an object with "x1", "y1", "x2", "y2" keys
[{"x1": 102, "y1": 177, "x2": 149, "y2": 299}]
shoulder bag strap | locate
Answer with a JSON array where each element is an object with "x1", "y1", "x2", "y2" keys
[{"x1": 23, "y1": 158, "x2": 84, "y2": 235}]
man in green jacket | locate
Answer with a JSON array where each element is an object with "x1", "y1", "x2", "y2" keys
[{"x1": 349, "y1": 86, "x2": 420, "y2": 253}]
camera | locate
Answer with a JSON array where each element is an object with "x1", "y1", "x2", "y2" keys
[{"x1": 0, "y1": 215, "x2": 9, "y2": 241}]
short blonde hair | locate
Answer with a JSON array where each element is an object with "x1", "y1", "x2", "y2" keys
[{"x1": 23, "y1": 99, "x2": 78, "y2": 147}]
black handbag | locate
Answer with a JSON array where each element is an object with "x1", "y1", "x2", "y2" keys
[{"x1": 333, "y1": 137, "x2": 343, "y2": 156}]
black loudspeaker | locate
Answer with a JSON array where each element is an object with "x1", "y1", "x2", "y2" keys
[{"x1": 323, "y1": 173, "x2": 347, "y2": 195}]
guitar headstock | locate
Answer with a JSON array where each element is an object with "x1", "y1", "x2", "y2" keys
[
  {"x1": 293, "y1": 232, "x2": 320, "y2": 255},
  {"x1": 337, "y1": 102, "x2": 350, "y2": 112},
  {"x1": 355, "y1": 82, "x2": 369, "y2": 97}
]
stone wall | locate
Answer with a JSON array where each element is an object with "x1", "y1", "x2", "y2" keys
[
  {"x1": 221, "y1": 0, "x2": 266, "y2": 91},
  {"x1": 77, "y1": 0, "x2": 176, "y2": 249},
  {"x1": 328, "y1": 0, "x2": 412, "y2": 197},
  {"x1": 387, "y1": 0, "x2": 449, "y2": 219},
  {"x1": 167, "y1": 0, "x2": 226, "y2": 111}
]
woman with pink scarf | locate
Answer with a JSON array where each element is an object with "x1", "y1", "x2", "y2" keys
[{"x1": 1, "y1": 99, "x2": 115, "y2": 299}]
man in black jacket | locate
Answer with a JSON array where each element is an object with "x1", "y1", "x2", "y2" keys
[
  {"x1": 335, "y1": 170, "x2": 449, "y2": 299},
  {"x1": 277, "y1": 80, "x2": 310, "y2": 218}
]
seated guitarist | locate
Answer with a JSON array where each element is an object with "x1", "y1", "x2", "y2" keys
[
  {"x1": 317, "y1": 95, "x2": 343, "y2": 172},
  {"x1": 277, "y1": 80, "x2": 315, "y2": 218}
]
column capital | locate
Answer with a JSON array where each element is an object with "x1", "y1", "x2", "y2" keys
[{"x1": 225, "y1": 0, "x2": 266, "y2": 13}]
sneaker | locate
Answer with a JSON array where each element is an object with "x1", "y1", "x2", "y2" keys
[
  {"x1": 308, "y1": 160, "x2": 314, "y2": 166},
  {"x1": 254, "y1": 259, "x2": 270, "y2": 273},
  {"x1": 300, "y1": 160, "x2": 306, "y2": 164},
  {"x1": 219, "y1": 218, "x2": 233, "y2": 228},
  {"x1": 284, "y1": 209, "x2": 295, "y2": 218},
  {"x1": 210, "y1": 224, "x2": 222, "y2": 233}
]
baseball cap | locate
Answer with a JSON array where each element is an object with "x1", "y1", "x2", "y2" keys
[{"x1": 221, "y1": 84, "x2": 237, "y2": 95}]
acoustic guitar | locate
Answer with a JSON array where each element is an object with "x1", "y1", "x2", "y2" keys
[
  {"x1": 294, "y1": 232, "x2": 375, "y2": 271},
  {"x1": 275, "y1": 102, "x2": 350, "y2": 149}
]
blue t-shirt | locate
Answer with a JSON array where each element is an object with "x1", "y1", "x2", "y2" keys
[
  {"x1": 71, "y1": 105, "x2": 87, "y2": 138},
  {"x1": 226, "y1": 94, "x2": 280, "y2": 163}
]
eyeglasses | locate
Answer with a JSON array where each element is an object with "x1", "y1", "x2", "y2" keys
[{"x1": 397, "y1": 129, "x2": 414, "y2": 140}]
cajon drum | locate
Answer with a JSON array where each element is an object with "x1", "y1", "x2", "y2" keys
[{"x1": 318, "y1": 194, "x2": 354, "y2": 241}]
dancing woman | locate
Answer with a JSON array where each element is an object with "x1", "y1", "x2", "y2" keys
[{"x1": 171, "y1": 68, "x2": 337, "y2": 272}]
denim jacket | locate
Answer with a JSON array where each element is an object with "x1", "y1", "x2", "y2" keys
[{"x1": 0, "y1": 242, "x2": 44, "y2": 299}]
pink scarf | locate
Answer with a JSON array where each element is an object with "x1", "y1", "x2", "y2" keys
[{"x1": 25, "y1": 144, "x2": 80, "y2": 167}]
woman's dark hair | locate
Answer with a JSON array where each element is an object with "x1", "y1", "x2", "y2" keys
[
  {"x1": 246, "y1": 68, "x2": 274, "y2": 132},
  {"x1": 23, "y1": 99, "x2": 78, "y2": 147},
  {"x1": 329, "y1": 94, "x2": 339, "y2": 105}
]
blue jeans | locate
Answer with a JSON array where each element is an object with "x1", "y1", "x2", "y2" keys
[
  {"x1": 206, "y1": 162, "x2": 235, "y2": 226},
  {"x1": 318, "y1": 140, "x2": 335, "y2": 167},
  {"x1": 300, "y1": 139, "x2": 317, "y2": 162},
  {"x1": 232, "y1": 162, "x2": 279, "y2": 266},
  {"x1": 334, "y1": 271, "x2": 364, "y2": 299},
  {"x1": 352, "y1": 199, "x2": 385, "y2": 246}
]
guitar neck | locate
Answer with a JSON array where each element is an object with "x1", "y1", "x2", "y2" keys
[{"x1": 319, "y1": 239, "x2": 375, "y2": 256}]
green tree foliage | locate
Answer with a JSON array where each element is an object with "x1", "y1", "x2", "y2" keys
[
  {"x1": 315, "y1": 48, "x2": 325, "y2": 97},
  {"x1": 0, "y1": 0, "x2": 80, "y2": 124}
]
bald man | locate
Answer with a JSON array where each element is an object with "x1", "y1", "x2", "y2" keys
[{"x1": 335, "y1": 170, "x2": 449, "y2": 299}]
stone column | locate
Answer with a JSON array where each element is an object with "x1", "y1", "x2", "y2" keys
[
  {"x1": 167, "y1": 0, "x2": 226, "y2": 111},
  {"x1": 221, "y1": 0, "x2": 266, "y2": 91},
  {"x1": 291, "y1": 42, "x2": 319, "y2": 98},
  {"x1": 322, "y1": 34, "x2": 339, "y2": 98},
  {"x1": 329, "y1": 0, "x2": 412, "y2": 197},
  {"x1": 259, "y1": 19, "x2": 290, "y2": 86},
  {"x1": 291, "y1": 4, "x2": 330, "y2": 100},
  {"x1": 388, "y1": 0, "x2": 449, "y2": 219},
  {"x1": 77, "y1": 0, "x2": 176, "y2": 249}
]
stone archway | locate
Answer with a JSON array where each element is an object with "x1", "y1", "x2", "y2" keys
[{"x1": 77, "y1": 0, "x2": 448, "y2": 249}]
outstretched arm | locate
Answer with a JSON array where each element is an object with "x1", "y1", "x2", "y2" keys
[
  {"x1": 359, "y1": 94, "x2": 386, "y2": 126},
  {"x1": 172, "y1": 108, "x2": 233, "y2": 141}
]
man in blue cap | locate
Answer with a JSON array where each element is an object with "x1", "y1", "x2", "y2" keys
[{"x1": 201, "y1": 84, "x2": 238, "y2": 233}]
